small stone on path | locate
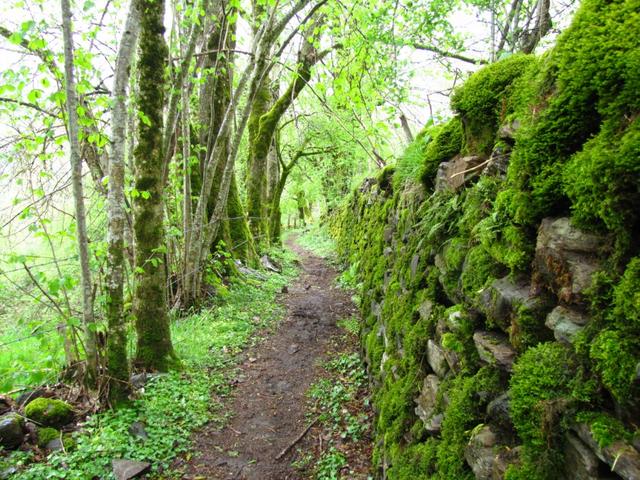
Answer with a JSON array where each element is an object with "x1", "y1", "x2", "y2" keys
[{"x1": 112, "y1": 459, "x2": 151, "y2": 480}]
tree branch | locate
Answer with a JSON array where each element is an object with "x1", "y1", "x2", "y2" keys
[
  {"x1": 0, "y1": 96, "x2": 59, "y2": 118},
  {"x1": 411, "y1": 42, "x2": 488, "y2": 65}
]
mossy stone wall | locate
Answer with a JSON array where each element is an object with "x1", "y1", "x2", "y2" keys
[{"x1": 330, "y1": 1, "x2": 640, "y2": 478}]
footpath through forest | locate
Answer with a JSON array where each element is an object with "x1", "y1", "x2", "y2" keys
[{"x1": 176, "y1": 238, "x2": 370, "y2": 479}]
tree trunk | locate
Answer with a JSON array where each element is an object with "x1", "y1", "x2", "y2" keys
[
  {"x1": 60, "y1": 0, "x2": 98, "y2": 383},
  {"x1": 246, "y1": 23, "x2": 322, "y2": 243},
  {"x1": 269, "y1": 170, "x2": 289, "y2": 244},
  {"x1": 106, "y1": 0, "x2": 139, "y2": 403},
  {"x1": 227, "y1": 174, "x2": 256, "y2": 262},
  {"x1": 132, "y1": 0, "x2": 176, "y2": 371},
  {"x1": 246, "y1": 83, "x2": 273, "y2": 242},
  {"x1": 196, "y1": 2, "x2": 256, "y2": 264}
]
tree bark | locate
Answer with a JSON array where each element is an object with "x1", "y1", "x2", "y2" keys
[
  {"x1": 60, "y1": 0, "x2": 98, "y2": 383},
  {"x1": 106, "y1": 0, "x2": 139, "y2": 403},
  {"x1": 132, "y1": 0, "x2": 176, "y2": 371},
  {"x1": 246, "y1": 22, "x2": 322, "y2": 243}
]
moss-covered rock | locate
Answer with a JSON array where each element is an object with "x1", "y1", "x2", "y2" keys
[
  {"x1": 24, "y1": 398, "x2": 73, "y2": 428},
  {"x1": 509, "y1": 343, "x2": 595, "y2": 478},
  {"x1": 36, "y1": 426, "x2": 60, "y2": 448}
]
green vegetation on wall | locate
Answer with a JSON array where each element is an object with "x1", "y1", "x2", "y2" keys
[{"x1": 329, "y1": 0, "x2": 640, "y2": 477}]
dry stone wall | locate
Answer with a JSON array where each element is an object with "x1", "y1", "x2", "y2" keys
[{"x1": 330, "y1": 1, "x2": 639, "y2": 477}]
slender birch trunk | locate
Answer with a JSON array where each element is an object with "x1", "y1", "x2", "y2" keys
[{"x1": 60, "y1": 0, "x2": 98, "y2": 383}]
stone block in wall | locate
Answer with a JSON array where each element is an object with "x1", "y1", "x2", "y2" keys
[
  {"x1": 487, "y1": 392, "x2": 513, "y2": 433},
  {"x1": 415, "y1": 374, "x2": 443, "y2": 434},
  {"x1": 427, "y1": 339, "x2": 450, "y2": 378},
  {"x1": 384, "y1": 270, "x2": 392, "y2": 290},
  {"x1": 371, "y1": 300, "x2": 382, "y2": 322},
  {"x1": 473, "y1": 331, "x2": 517, "y2": 372},
  {"x1": 442, "y1": 346, "x2": 462, "y2": 374},
  {"x1": 418, "y1": 300, "x2": 434, "y2": 321},
  {"x1": 484, "y1": 147, "x2": 511, "y2": 177},
  {"x1": 492, "y1": 446, "x2": 521, "y2": 480},
  {"x1": 572, "y1": 422, "x2": 640, "y2": 480},
  {"x1": 434, "y1": 250, "x2": 463, "y2": 304},
  {"x1": 479, "y1": 276, "x2": 546, "y2": 333},
  {"x1": 410, "y1": 254, "x2": 420, "y2": 282},
  {"x1": 383, "y1": 226, "x2": 395, "y2": 243},
  {"x1": 464, "y1": 424, "x2": 500, "y2": 480},
  {"x1": 533, "y1": 217, "x2": 607, "y2": 305},
  {"x1": 545, "y1": 306, "x2": 590, "y2": 344},
  {"x1": 435, "y1": 155, "x2": 486, "y2": 192},
  {"x1": 562, "y1": 432, "x2": 602, "y2": 480},
  {"x1": 497, "y1": 119, "x2": 520, "y2": 143}
]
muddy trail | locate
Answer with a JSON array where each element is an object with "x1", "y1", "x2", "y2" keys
[{"x1": 177, "y1": 239, "x2": 363, "y2": 479}]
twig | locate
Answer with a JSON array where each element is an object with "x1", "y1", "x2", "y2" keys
[
  {"x1": 448, "y1": 155, "x2": 502, "y2": 179},
  {"x1": 275, "y1": 416, "x2": 319, "y2": 460}
]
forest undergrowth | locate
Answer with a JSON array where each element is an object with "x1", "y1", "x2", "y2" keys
[{"x1": 0, "y1": 247, "x2": 297, "y2": 479}]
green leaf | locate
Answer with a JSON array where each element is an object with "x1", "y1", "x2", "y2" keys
[{"x1": 27, "y1": 89, "x2": 43, "y2": 103}]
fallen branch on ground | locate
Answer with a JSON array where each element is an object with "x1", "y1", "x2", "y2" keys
[{"x1": 275, "y1": 416, "x2": 320, "y2": 460}]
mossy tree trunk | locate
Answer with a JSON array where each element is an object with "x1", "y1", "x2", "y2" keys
[
  {"x1": 246, "y1": 83, "x2": 273, "y2": 243},
  {"x1": 106, "y1": 0, "x2": 139, "y2": 402},
  {"x1": 198, "y1": 2, "x2": 256, "y2": 264},
  {"x1": 246, "y1": 26, "x2": 324, "y2": 245},
  {"x1": 132, "y1": 0, "x2": 176, "y2": 371}
]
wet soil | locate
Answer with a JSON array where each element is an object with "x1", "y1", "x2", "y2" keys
[{"x1": 178, "y1": 239, "x2": 361, "y2": 479}]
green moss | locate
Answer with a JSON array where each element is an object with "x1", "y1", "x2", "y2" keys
[
  {"x1": 476, "y1": 210, "x2": 534, "y2": 274},
  {"x1": 377, "y1": 371, "x2": 422, "y2": 451},
  {"x1": 575, "y1": 412, "x2": 631, "y2": 448},
  {"x1": 584, "y1": 257, "x2": 640, "y2": 404},
  {"x1": 451, "y1": 54, "x2": 534, "y2": 155},
  {"x1": 510, "y1": 301, "x2": 553, "y2": 352},
  {"x1": 458, "y1": 176, "x2": 501, "y2": 238},
  {"x1": 387, "y1": 439, "x2": 438, "y2": 479},
  {"x1": 439, "y1": 237, "x2": 468, "y2": 298},
  {"x1": 377, "y1": 165, "x2": 396, "y2": 193},
  {"x1": 612, "y1": 257, "x2": 640, "y2": 329},
  {"x1": 393, "y1": 137, "x2": 428, "y2": 190},
  {"x1": 503, "y1": 0, "x2": 640, "y2": 233},
  {"x1": 590, "y1": 329, "x2": 639, "y2": 404},
  {"x1": 460, "y1": 245, "x2": 501, "y2": 303},
  {"x1": 36, "y1": 427, "x2": 60, "y2": 448},
  {"x1": 25, "y1": 398, "x2": 73, "y2": 428},
  {"x1": 565, "y1": 119, "x2": 640, "y2": 244},
  {"x1": 509, "y1": 343, "x2": 593, "y2": 478},
  {"x1": 419, "y1": 118, "x2": 463, "y2": 189},
  {"x1": 436, "y1": 367, "x2": 500, "y2": 479},
  {"x1": 365, "y1": 328, "x2": 385, "y2": 373}
]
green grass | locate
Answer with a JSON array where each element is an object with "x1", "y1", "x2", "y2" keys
[
  {"x1": 3, "y1": 247, "x2": 298, "y2": 479},
  {"x1": 289, "y1": 224, "x2": 337, "y2": 259}
]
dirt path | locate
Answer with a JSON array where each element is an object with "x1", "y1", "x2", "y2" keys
[{"x1": 179, "y1": 239, "x2": 359, "y2": 480}]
